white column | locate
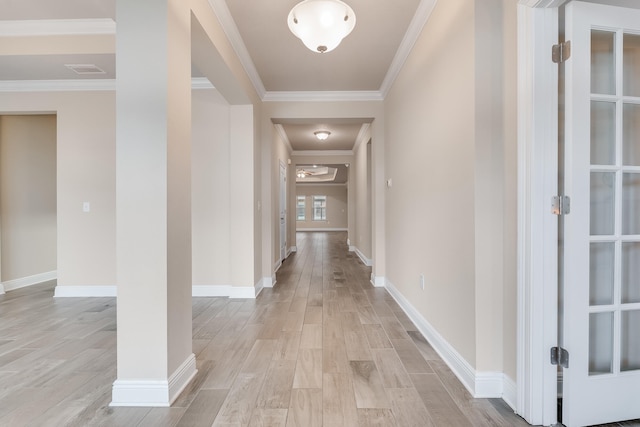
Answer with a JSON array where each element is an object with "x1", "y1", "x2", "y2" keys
[{"x1": 112, "y1": 0, "x2": 195, "y2": 407}]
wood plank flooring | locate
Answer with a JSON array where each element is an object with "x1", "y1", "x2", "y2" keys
[{"x1": 0, "y1": 231, "x2": 565, "y2": 426}]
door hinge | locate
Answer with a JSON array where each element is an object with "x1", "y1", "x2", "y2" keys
[
  {"x1": 551, "y1": 346, "x2": 569, "y2": 368},
  {"x1": 552, "y1": 195, "x2": 571, "y2": 215},
  {"x1": 552, "y1": 40, "x2": 571, "y2": 63}
]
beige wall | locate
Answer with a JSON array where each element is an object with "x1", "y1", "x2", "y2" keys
[
  {"x1": 384, "y1": 0, "x2": 518, "y2": 379},
  {"x1": 191, "y1": 89, "x2": 231, "y2": 286},
  {"x1": 353, "y1": 137, "x2": 372, "y2": 259},
  {"x1": 271, "y1": 125, "x2": 292, "y2": 273},
  {"x1": 0, "y1": 91, "x2": 117, "y2": 289},
  {"x1": 0, "y1": 115, "x2": 57, "y2": 283},
  {"x1": 385, "y1": 0, "x2": 477, "y2": 366},
  {"x1": 296, "y1": 185, "x2": 348, "y2": 230}
]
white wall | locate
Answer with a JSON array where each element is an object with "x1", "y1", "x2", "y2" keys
[
  {"x1": 0, "y1": 115, "x2": 57, "y2": 289},
  {"x1": 296, "y1": 185, "x2": 348, "y2": 230}
]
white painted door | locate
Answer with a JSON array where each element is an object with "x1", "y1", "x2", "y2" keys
[
  {"x1": 563, "y1": 2, "x2": 640, "y2": 426},
  {"x1": 280, "y1": 162, "x2": 287, "y2": 262}
]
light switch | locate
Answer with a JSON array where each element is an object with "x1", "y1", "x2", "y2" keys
[{"x1": 83, "y1": 202, "x2": 90, "y2": 212}]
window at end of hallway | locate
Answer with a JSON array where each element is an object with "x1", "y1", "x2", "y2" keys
[
  {"x1": 297, "y1": 196, "x2": 306, "y2": 221},
  {"x1": 313, "y1": 195, "x2": 326, "y2": 221}
]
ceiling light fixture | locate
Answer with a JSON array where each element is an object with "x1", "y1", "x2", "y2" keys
[
  {"x1": 287, "y1": 0, "x2": 356, "y2": 53},
  {"x1": 314, "y1": 130, "x2": 331, "y2": 141}
]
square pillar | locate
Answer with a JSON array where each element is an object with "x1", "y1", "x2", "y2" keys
[{"x1": 111, "y1": 0, "x2": 195, "y2": 406}]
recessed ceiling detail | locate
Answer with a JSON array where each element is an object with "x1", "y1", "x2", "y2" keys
[
  {"x1": 296, "y1": 165, "x2": 338, "y2": 182},
  {"x1": 65, "y1": 64, "x2": 106, "y2": 75}
]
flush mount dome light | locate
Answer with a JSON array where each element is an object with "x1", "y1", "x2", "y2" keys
[
  {"x1": 314, "y1": 130, "x2": 331, "y2": 140},
  {"x1": 287, "y1": 0, "x2": 356, "y2": 53}
]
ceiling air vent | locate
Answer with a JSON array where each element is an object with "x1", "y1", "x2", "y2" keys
[{"x1": 65, "y1": 64, "x2": 106, "y2": 75}]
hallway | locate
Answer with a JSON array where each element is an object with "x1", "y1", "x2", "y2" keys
[{"x1": 0, "y1": 231, "x2": 528, "y2": 426}]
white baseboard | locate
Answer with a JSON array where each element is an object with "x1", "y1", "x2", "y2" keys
[
  {"x1": 354, "y1": 246, "x2": 372, "y2": 266},
  {"x1": 230, "y1": 285, "x2": 261, "y2": 299},
  {"x1": 297, "y1": 227, "x2": 348, "y2": 232},
  {"x1": 503, "y1": 374, "x2": 518, "y2": 411},
  {"x1": 193, "y1": 284, "x2": 261, "y2": 299},
  {"x1": 111, "y1": 353, "x2": 197, "y2": 407},
  {"x1": 347, "y1": 238, "x2": 351, "y2": 246},
  {"x1": 370, "y1": 274, "x2": 386, "y2": 288},
  {"x1": 385, "y1": 278, "x2": 505, "y2": 399},
  {"x1": 192, "y1": 285, "x2": 231, "y2": 297},
  {"x1": 289, "y1": 246, "x2": 297, "y2": 253},
  {"x1": 2, "y1": 270, "x2": 57, "y2": 292},
  {"x1": 54, "y1": 285, "x2": 116, "y2": 297},
  {"x1": 348, "y1": 245, "x2": 355, "y2": 252},
  {"x1": 273, "y1": 259, "x2": 282, "y2": 274},
  {"x1": 262, "y1": 274, "x2": 276, "y2": 289}
]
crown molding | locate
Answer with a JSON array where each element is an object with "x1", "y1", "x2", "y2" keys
[
  {"x1": 274, "y1": 124, "x2": 293, "y2": 154},
  {"x1": 379, "y1": 0, "x2": 438, "y2": 98},
  {"x1": 191, "y1": 77, "x2": 215, "y2": 89},
  {"x1": 0, "y1": 79, "x2": 116, "y2": 92},
  {"x1": 263, "y1": 91, "x2": 383, "y2": 102},
  {"x1": 296, "y1": 182, "x2": 347, "y2": 187},
  {"x1": 517, "y1": 0, "x2": 568, "y2": 7},
  {"x1": 208, "y1": 0, "x2": 266, "y2": 100},
  {"x1": 0, "y1": 78, "x2": 214, "y2": 93},
  {"x1": 0, "y1": 19, "x2": 116, "y2": 36},
  {"x1": 292, "y1": 150, "x2": 353, "y2": 156},
  {"x1": 353, "y1": 123, "x2": 371, "y2": 153}
]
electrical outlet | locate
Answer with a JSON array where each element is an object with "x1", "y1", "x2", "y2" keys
[{"x1": 420, "y1": 274, "x2": 425, "y2": 290}]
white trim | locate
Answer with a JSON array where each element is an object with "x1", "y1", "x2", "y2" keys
[
  {"x1": 275, "y1": 124, "x2": 294, "y2": 154},
  {"x1": 0, "y1": 18, "x2": 116, "y2": 36},
  {"x1": 353, "y1": 246, "x2": 372, "y2": 266},
  {"x1": 191, "y1": 77, "x2": 215, "y2": 90},
  {"x1": 192, "y1": 284, "x2": 263, "y2": 298},
  {"x1": 297, "y1": 227, "x2": 348, "y2": 232},
  {"x1": 353, "y1": 123, "x2": 372, "y2": 153},
  {"x1": 262, "y1": 275, "x2": 276, "y2": 289},
  {"x1": 2, "y1": 270, "x2": 57, "y2": 292},
  {"x1": 503, "y1": 375, "x2": 518, "y2": 411},
  {"x1": 0, "y1": 284, "x2": 5, "y2": 295},
  {"x1": 273, "y1": 259, "x2": 283, "y2": 274},
  {"x1": 111, "y1": 353, "x2": 197, "y2": 407},
  {"x1": 384, "y1": 279, "x2": 476, "y2": 396},
  {"x1": 192, "y1": 285, "x2": 232, "y2": 297},
  {"x1": 292, "y1": 150, "x2": 353, "y2": 156},
  {"x1": 295, "y1": 183, "x2": 347, "y2": 187},
  {"x1": 230, "y1": 285, "x2": 261, "y2": 299},
  {"x1": 0, "y1": 78, "x2": 214, "y2": 93},
  {"x1": 263, "y1": 91, "x2": 383, "y2": 102},
  {"x1": 289, "y1": 245, "x2": 297, "y2": 253},
  {"x1": 379, "y1": 0, "x2": 438, "y2": 97},
  {"x1": 516, "y1": 3, "x2": 560, "y2": 426},
  {"x1": 348, "y1": 245, "x2": 355, "y2": 252},
  {"x1": 370, "y1": 275, "x2": 386, "y2": 288},
  {"x1": 475, "y1": 372, "x2": 507, "y2": 398},
  {"x1": 0, "y1": 79, "x2": 116, "y2": 92},
  {"x1": 54, "y1": 285, "x2": 116, "y2": 297},
  {"x1": 207, "y1": 0, "x2": 266, "y2": 99}
]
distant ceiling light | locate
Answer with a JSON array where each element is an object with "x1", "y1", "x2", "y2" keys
[
  {"x1": 314, "y1": 130, "x2": 331, "y2": 141},
  {"x1": 287, "y1": 0, "x2": 356, "y2": 53}
]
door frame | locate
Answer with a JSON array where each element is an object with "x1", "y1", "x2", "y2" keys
[{"x1": 517, "y1": 1, "x2": 565, "y2": 425}]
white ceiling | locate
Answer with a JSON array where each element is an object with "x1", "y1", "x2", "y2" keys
[{"x1": 0, "y1": 0, "x2": 427, "y2": 163}]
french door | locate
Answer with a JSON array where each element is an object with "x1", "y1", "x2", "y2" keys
[{"x1": 562, "y1": 1, "x2": 640, "y2": 426}]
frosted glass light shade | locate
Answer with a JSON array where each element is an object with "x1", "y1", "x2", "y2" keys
[{"x1": 287, "y1": 0, "x2": 356, "y2": 53}]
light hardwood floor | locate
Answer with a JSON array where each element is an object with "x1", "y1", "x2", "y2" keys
[{"x1": 0, "y1": 231, "x2": 539, "y2": 426}]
